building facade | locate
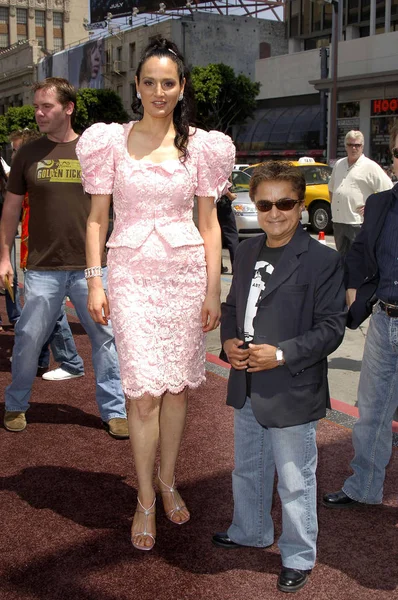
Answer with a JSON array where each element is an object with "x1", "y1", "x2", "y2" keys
[
  {"x1": 0, "y1": 0, "x2": 88, "y2": 53},
  {"x1": 236, "y1": 0, "x2": 398, "y2": 164}
]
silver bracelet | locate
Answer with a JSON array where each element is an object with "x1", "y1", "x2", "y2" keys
[{"x1": 84, "y1": 266, "x2": 103, "y2": 279}]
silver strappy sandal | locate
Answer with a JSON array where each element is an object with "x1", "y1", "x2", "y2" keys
[
  {"x1": 157, "y1": 469, "x2": 190, "y2": 525},
  {"x1": 131, "y1": 496, "x2": 156, "y2": 551}
]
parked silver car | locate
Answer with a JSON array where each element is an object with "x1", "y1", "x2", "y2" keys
[{"x1": 231, "y1": 170, "x2": 309, "y2": 239}]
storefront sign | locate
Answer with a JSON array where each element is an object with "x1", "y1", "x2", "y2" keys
[{"x1": 371, "y1": 98, "x2": 398, "y2": 116}]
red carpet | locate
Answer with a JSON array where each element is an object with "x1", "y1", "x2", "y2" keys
[{"x1": 0, "y1": 301, "x2": 397, "y2": 599}]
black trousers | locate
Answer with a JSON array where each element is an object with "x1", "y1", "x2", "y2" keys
[{"x1": 217, "y1": 201, "x2": 239, "y2": 269}]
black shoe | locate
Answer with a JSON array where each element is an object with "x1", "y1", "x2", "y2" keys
[
  {"x1": 277, "y1": 568, "x2": 311, "y2": 593},
  {"x1": 36, "y1": 366, "x2": 49, "y2": 378},
  {"x1": 221, "y1": 265, "x2": 229, "y2": 274},
  {"x1": 322, "y1": 489, "x2": 359, "y2": 509},
  {"x1": 212, "y1": 532, "x2": 243, "y2": 549}
]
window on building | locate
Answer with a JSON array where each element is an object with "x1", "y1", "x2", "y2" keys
[
  {"x1": 129, "y1": 42, "x2": 136, "y2": 69},
  {"x1": 117, "y1": 85, "x2": 123, "y2": 99},
  {"x1": 304, "y1": 36, "x2": 330, "y2": 50},
  {"x1": 289, "y1": 0, "x2": 300, "y2": 37},
  {"x1": 301, "y1": 0, "x2": 310, "y2": 35},
  {"x1": 35, "y1": 10, "x2": 45, "y2": 48},
  {"x1": 0, "y1": 7, "x2": 9, "y2": 48},
  {"x1": 360, "y1": 0, "x2": 370, "y2": 22},
  {"x1": 17, "y1": 8, "x2": 28, "y2": 42},
  {"x1": 323, "y1": 3, "x2": 332, "y2": 29},
  {"x1": 392, "y1": 0, "x2": 398, "y2": 16},
  {"x1": 311, "y1": 1, "x2": 322, "y2": 32},
  {"x1": 347, "y1": 0, "x2": 359, "y2": 24},
  {"x1": 53, "y1": 12, "x2": 63, "y2": 51},
  {"x1": 116, "y1": 46, "x2": 122, "y2": 62}
]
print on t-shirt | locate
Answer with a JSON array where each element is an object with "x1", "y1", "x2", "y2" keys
[
  {"x1": 244, "y1": 260, "x2": 274, "y2": 342},
  {"x1": 36, "y1": 159, "x2": 81, "y2": 183}
]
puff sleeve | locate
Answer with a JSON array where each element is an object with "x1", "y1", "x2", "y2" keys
[
  {"x1": 195, "y1": 130, "x2": 235, "y2": 199},
  {"x1": 76, "y1": 122, "x2": 121, "y2": 195}
]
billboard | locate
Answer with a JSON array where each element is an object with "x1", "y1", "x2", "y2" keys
[
  {"x1": 90, "y1": 0, "x2": 186, "y2": 23},
  {"x1": 37, "y1": 39, "x2": 104, "y2": 91}
]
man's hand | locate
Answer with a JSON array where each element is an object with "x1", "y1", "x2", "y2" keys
[
  {"x1": 346, "y1": 288, "x2": 357, "y2": 308},
  {"x1": 0, "y1": 257, "x2": 13, "y2": 289},
  {"x1": 224, "y1": 338, "x2": 250, "y2": 370},
  {"x1": 247, "y1": 343, "x2": 280, "y2": 372}
]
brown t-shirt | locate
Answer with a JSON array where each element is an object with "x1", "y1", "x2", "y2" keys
[{"x1": 7, "y1": 135, "x2": 105, "y2": 270}]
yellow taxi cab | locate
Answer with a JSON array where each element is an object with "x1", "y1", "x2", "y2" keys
[{"x1": 243, "y1": 157, "x2": 333, "y2": 234}]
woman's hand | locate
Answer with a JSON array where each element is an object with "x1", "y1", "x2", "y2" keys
[
  {"x1": 201, "y1": 293, "x2": 221, "y2": 332},
  {"x1": 224, "y1": 338, "x2": 249, "y2": 370},
  {"x1": 87, "y1": 283, "x2": 110, "y2": 325}
]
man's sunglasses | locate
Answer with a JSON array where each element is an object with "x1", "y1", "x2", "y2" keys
[
  {"x1": 255, "y1": 198, "x2": 301, "y2": 213},
  {"x1": 392, "y1": 148, "x2": 398, "y2": 159},
  {"x1": 346, "y1": 143, "x2": 362, "y2": 149}
]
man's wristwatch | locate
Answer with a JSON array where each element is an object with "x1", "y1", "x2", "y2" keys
[{"x1": 275, "y1": 347, "x2": 284, "y2": 366}]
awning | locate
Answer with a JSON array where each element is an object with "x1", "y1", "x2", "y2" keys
[{"x1": 235, "y1": 104, "x2": 321, "y2": 153}]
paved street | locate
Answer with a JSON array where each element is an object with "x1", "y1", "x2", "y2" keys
[{"x1": 209, "y1": 234, "x2": 367, "y2": 409}]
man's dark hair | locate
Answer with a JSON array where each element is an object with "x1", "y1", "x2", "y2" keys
[
  {"x1": 32, "y1": 77, "x2": 77, "y2": 125},
  {"x1": 249, "y1": 161, "x2": 306, "y2": 202}
]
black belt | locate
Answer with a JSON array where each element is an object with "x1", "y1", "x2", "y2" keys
[{"x1": 379, "y1": 301, "x2": 398, "y2": 318}]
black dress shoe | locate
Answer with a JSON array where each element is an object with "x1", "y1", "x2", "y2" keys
[
  {"x1": 277, "y1": 568, "x2": 311, "y2": 593},
  {"x1": 212, "y1": 532, "x2": 242, "y2": 549},
  {"x1": 221, "y1": 265, "x2": 229, "y2": 274},
  {"x1": 322, "y1": 489, "x2": 359, "y2": 509},
  {"x1": 36, "y1": 366, "x2": 49, "y2": 378}
]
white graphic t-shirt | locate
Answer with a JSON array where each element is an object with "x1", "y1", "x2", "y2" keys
[{"x1": 243, "y1": 244, "x2": 286, "y2": 342}]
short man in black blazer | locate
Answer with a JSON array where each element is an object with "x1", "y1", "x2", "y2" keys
[
  {"x1": 212, "y1": 162, "x2": 346, "y2": 593},
  {"x1": 324, "y1": 124, "x2": 398, "y2": 510}
]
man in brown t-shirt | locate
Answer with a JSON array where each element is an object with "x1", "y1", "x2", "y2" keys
[{"x1": 0, "y1": 78, "x2": 127, "y2": 438}]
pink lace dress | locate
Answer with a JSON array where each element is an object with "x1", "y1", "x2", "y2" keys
[{"x1": 76, "y1": 122, "x2": 235, "y2": 398}]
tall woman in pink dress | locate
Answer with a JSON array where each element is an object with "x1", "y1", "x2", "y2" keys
[{"x1": 76, "y1": 37, "x2": 235, "y2": 550}]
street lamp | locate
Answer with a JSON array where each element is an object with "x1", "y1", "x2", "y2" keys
[{"x1": 324, "y1": 0, "x2": 340, "y2": 162}]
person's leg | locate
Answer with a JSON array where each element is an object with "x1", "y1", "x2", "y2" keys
[
  {"x1": 49, "y1": 310, "x2": 85, "y2": 375},
  {"x1": 344, "y1": 224, "x2": 362, "y2": 254},
  {"x1": 157, "y1": 388, "x2": 190, "y2": 523},
  {"x1": 333, "y1": 222, "x2": 351, "y2": 257},
  {"x1": 5, "y1": 270, "x2": 66, "y2": 413},
  {"x1": 227, "y1": 396, "x2": 275, "y2": 547},
  {"x1": 222, "y1": 208, "x2": 239, "y2": 269},
  {"x1": 66, "y1": 269, "x2": 126, "y2": 422},
  {"x1": 343, "y1": 306, "x2": 398, "y2": 503},
  {"x1": 5, "y1": 242, "x2": 22, "y2": 324},
  {"x1": 272, "y1": 420, "x2": 318, "y2": 571},
  {"x1": 129, "y1": 393, "x2": 161, "y2": 548}
]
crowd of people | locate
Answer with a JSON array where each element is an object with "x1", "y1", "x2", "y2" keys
[{"x1": 0, "y1": 35, "x2": 397, "y2": 594}]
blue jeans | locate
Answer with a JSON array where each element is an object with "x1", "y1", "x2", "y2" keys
[
  {"x1": 38, "y1": 309, "x2": 85, "y2": 374},
  {"x1": 228, "y1": 397, "x2": 318, "y2": 570},
  {"x1": 5, "y1": 269, "x2": 126, "y2": 422},
  {"x1": 343, "y1": 303, "x2": 398, "y2": 504}
]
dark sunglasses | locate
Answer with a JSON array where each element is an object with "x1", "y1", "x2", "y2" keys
[
  {"x1": 255, "y1": 198, "x2": 301, "y2": 213},
  {"x1": 392, "y1": 148, "x2": 398, "y2": 159},
  {"x1": 346, "y1": 143, "x2": 362, "y2": 149}
]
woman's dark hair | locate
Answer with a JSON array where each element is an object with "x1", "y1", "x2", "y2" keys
[
  {"x1": 249, "y1": 161, "x2": 306, "y2": 202},
  {"x1": 131, "y1": 36, "x2": 196, "y2": 163}
]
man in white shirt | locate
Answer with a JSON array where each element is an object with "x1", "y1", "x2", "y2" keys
[{"x1": 329, "y1": 130, "x2": 392, "y2": 256}]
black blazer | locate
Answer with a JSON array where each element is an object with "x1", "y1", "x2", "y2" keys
[
  {"x1": 345, "y1": 184, "x2": 398, "y2": 329},
  {"x1": 221, "y1": 225, "x2": 346, "y2": 428}
]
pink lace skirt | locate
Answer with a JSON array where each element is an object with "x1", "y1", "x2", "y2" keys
[{"x1": 107, "y1": 233, "x2": 207, "y2": 398}]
